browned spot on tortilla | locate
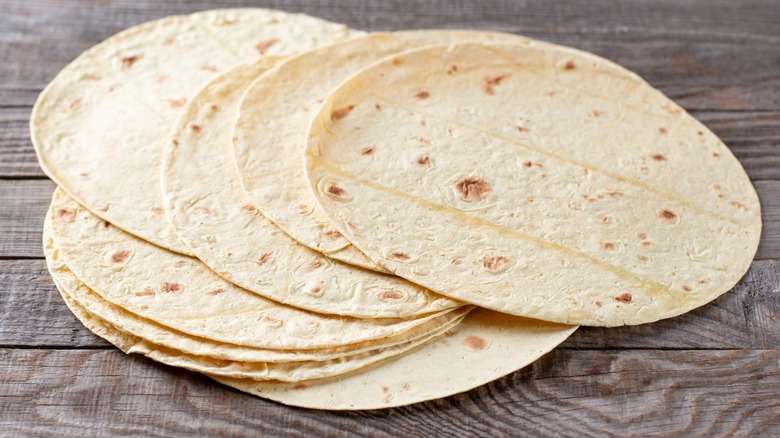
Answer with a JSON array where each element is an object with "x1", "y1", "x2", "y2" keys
[
  {"x1": 255, "y1": 38, "x2": 279, "y2": 55},
  {"x1": 594, "y1": 300, "x2": 602, "y2": 308},
  {"x1": 194, "y1": 206, "x2": 217, "y2": 217},
  {"x1": 374, "y1": 103, "x2": 381, "y2": 110},
  {"x1": 151, "y1": 206, "x2": 164, "y2": 215},
  {"x1": 156, "y1": 75, "x2": 169, "y2": 84},
  {"x1": 207, "y1": 288, "x2": 225, "y2": 296},
  {"x1": 411, "y1": 136, "x2": 430, "y2": 145},
  {"x1": 515, "y1": 125, "x2": 529, "y2": 133},
  {"x1": 292, "y1": 383, "x2": 309, "y2": 391},
  {"x1": 382, "y1": 386, "x2": 390, "y2": 393},
  {"x1": 658, "y1": 127, "x2": 668, "y2": 134},
  {"x1": 640, "y1": 165, "x2": 649, "y2": 173},
  {"x1": 482, "y1": 74, "x2": 508, "y2": 95},
  {"x1": 391, "y1": 57, "x2": 403, "y2": 66},
  {"x1": 309, "y1": 281, "x2": 325, "y2": 296},
  {"x1": 84, "y1": 74, "x2": 101, "y2": 81},
  {"x1": 190, "y1": 124, "x2": 202, "y2": 133},
  {"x1": 482, "y1": 255, "x2": 511, "y2": 273},
  {"x1": 361, "y1": 146, "x2": 375, "y2": 156},
  {"x1": 260, "y1": 315, "x2": 282, "y2": 325},
  {"x1": 455, "y1": 177, "x2": 491, "y2": 201},
  {"x1": 698, "y1": 279, "x2": 709, "y2": 285},
  {"x1": 589, "y1": 109, "x2": 604, "y2": 117},
  {"x1": 241, "y1": 203, "x2": 257, "y2": 213},
  {"x1": 463, "y1": 335, "x2": 489, "y2": 351},
  {"x1": 384, "y1": 394, "x2": 393, "y2": 404},
  {"x1": 171, "y1": 138, "x2": 179, "y2": 148},
  {"x1": 697, "y1": 130, "x2": 704, "y2": 136},
  {"x1": 256, "y1": 251, "x2": 272, "y2": 265},
  {"x1": 636, "y1": 233, "x2": 647, "y2": 240},
  {"x1": 523, "y1": 161, "x2": 543, "y2": 168},
  {"x1": 451, "y1": 257, "x2": 462, "y2": 265},
  {"x1": 402, "y1": 383, "x2": 411, "y2": 391},
  {"x1": 134, "y1": 287, "x2": 155, "y2": 297},
  {"x1": 602, "y1": 242, "x2": 615, "y2": 250},
  {"x1": 614, "y1": 292, "x2": 633, "y2": 304},
  {"x1": 658, "y1": 209, "x2": 677, "y2": 221},
  {"x1": 416, "y1": 155, "x2": 431, "y2": 167},
  {"x1": 110, "y1": 250, "x2": 131, "y2": 264},
  {"x1": 729, "y1": 201, "x2": 748, "y2": 211},
  {"x1": 378, "y1": 290, "x2": 405, "y2": 301},
  {"x1": 65, "y1": 97, "x2": 83, "y2": 111},
  {"x1": 651, "y1": 154, "x2": 667, "y2": 161},
  {"x1": 447, "y1": 64, "x2": 458, "y2": 74},
  {"x1": 419, "y1": 116, "x2": 427, "y2": 127},
  {"x1": 527, "y1": 198, "x2": 535, "y2": 203},
  {"x1": 323, "y1": 230, "x2": 342, "y2": 240},
  {"x1": 304, "y1": 259, "x2": 325, "y2": 273},
  {"x1": 604, "y1": 190, "x2": 623, "y2": 197},
  {"x1": 563, "y1": 60, "x2": 576, "y2": 70},
  {"x1": 387, "y1": 251, "x2": 411, "y2": 262},
  {"x1": 711, "y1": 151, "x2": 721, "y2": 158},
  {"x1": 330, "y1": 105, "x2": 355, "y2": 121},
  {"x1": 415, "y1": 90, "x2": 430, "y2": 100},
  {"x1": 601, "y1": 215, "x2": 612, "y2": 225},
  {"x1": 101, "y1": 220, "x2": 110, "y2": 228},
  {"x1": 636, "y1": 255, "x2": 648, "y2": 262},
  {"x1": 121, "y1": 55, "x2": 142, "y2": 67},
  {"x1": 326, "y1": 183, "x2": 345, "y2": 197},
  {"x1": 200, "y1": 65, "x2": 218, "y2": 72},
  {"x1": 161, "y1": 282, "x2": 183, "y2": 293},
  {"x1": 641, "y1": 241, "x2": 652, "y2": 246},
  {"x1": 662, "y1": 103, "x2": 682, "y2": 114},
  {"x1": 57, "y1": 208, "x2": 76, "y2": 222},
  {"x1": 163, "y1": 36, "x2": 176, "y2": 45},
  {"x1": 168, "y1": 98, "x2": 186, "y2": 108}
]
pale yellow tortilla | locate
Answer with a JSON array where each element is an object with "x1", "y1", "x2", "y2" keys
[
  {"x1": 304, "y1": 41, "x2": 761, "y2": 326},
  {"x1": 52, "y1": 268, "x2": 469, "y2": 382},
  {"x1": 45, "y1": 231, "x2": 468, "y2": 363},
  {"x1": 232, "y1": 31, "x2": 532, "y2": 269},
  {"x1": 162, "y1": 59, "x2": 460, "y2": 318},
  {"x1": 31, "y1": 9, "x2": 361, "y2": 254},
  {"x1": 47, "y1": 188, "x2": 464, "y2": 349}
]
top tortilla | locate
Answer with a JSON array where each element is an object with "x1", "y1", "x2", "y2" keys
[
  {"x1": 31, "y1": 8, "x2": 360, "y2": 254},
  {"x1": 232, "y1": 30, "x2": 532, "y2": 269},
  {"x1": 304, "y1": 41, "x2": 761, "y2": 326}
]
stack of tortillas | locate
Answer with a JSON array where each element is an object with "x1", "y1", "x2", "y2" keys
[{"x1": 30, "y1": 8, "x2": 760, "y2": 410}]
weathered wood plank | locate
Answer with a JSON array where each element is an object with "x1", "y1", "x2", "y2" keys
[
  {"x1": 3, "y1": 179, "x2": 779, "y2": 259},
  {"x1": 3, "y1": 258, "x2": 778, "y2": 350},
  {"x1": 1, "y1": 0, "x2": 779, "y2": 110},
  {"x1": 0, "y1": 348, "x2": 777, "y2": 436},
  {"x1": 0, "y1": 179, "x2": 54, "y2": 257}
]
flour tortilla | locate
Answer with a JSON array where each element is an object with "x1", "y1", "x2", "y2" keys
[
  {"x1": 31, "y1": 9, "x2": 361, "y2": 254},
  {"x1": 232, "y1": 31, "x2": 532, "y2": 269},
  {"x1": 162, "y1": 59, "x2": 459, "y2": 318},
  {"x1": 45, "y1": 231, "x2": 467, "y2": 363},
  {"x1": 51, "y1": 266, "x2": 469, "y2": 382},
  {"x1": 53, "y1": 271, "x2": 574, "y2": 408},
  {"x1": 304, "y1": 41, "x2": 761, "y2": 326},
  {"x1": 214, "y1": 307, "x2": 575, "y2": 409},
  {"x1": 48, "y1": 188, "x2": 463, "y2": 349}
]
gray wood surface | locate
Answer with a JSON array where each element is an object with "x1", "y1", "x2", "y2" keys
[{"x1": 1, "y1": 0, "x2": 778, "y2": 436}]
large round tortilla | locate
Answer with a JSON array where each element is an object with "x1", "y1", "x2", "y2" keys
[
  {"x1": 47, "y1": 188, "x2": 463, "y2": 349},
  {"x1": 304, "y1": 41, "x2": 761, "y2": 326},
  {"x1": 52, "y1": 271, "x2": 574, "y2": 408},
  {"x1": 51, "y1": 264, "x2": 469, "y2": 382},
  {"x1": 232, "y1": 31, "x2": 532, "y2": 269},
  {"x1": 45, "y1": 231, "x2": 467, "y2": 363},
  {"x1": 162, "y1": 59, "x2": 459, "y2": 318},
  {"x1": 31, "y1": 8, "x2": 361, "y2": 254}
]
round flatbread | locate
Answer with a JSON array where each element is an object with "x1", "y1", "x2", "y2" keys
[
  {"x1": 162, "y1": 59, "x2": 460, "y2": 318},
  {"x1": 304, "y1": 41, "x2": 761, "y2": 326},
  {"x1": 232, "y1": 31, "x2": 532, "y2": 269},
  {"x1": 31, "y1": 8, "x2": 361, "y2": 254},
  {"x1": 47, "y1": 188, "x2": 463, "y2": 349}
]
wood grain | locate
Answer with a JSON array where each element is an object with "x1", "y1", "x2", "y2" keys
[
  {"x1": 0, "y1": 348, "x2": 777, "y2": 437},
  {"x1": 2, "y1": 0, "x2": 780, "y2": 435},
  {"x1": 3, "y1": 258, "x2": 778, "y2": 350}
]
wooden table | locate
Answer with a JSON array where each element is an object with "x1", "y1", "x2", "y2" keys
[{"x1": 2, "y1": 1, "x2": 779, "y2": 435}]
